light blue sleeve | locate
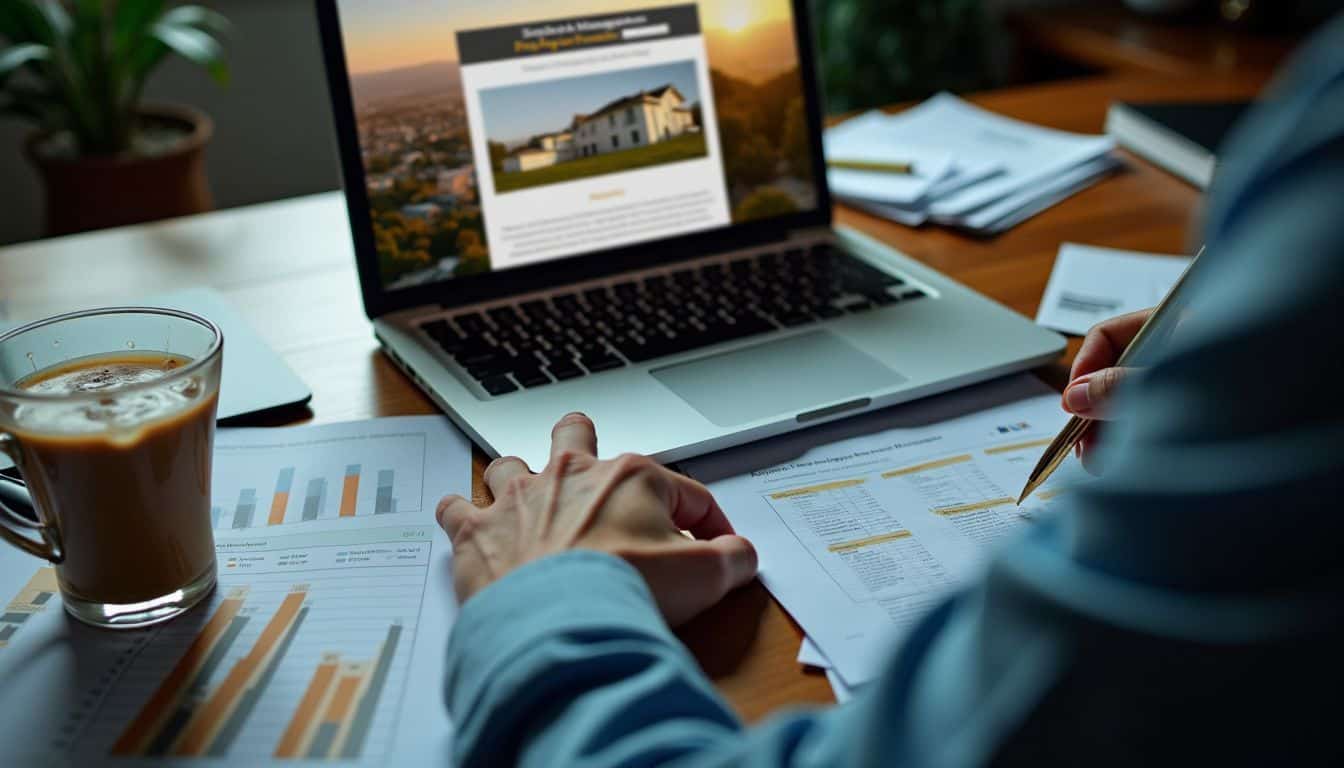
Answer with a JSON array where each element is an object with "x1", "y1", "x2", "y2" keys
[{"x1": 444, "y1": 15, "x2": 1344, "y2": 768}]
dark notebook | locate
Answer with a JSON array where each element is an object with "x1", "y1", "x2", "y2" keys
[{"x1": 1105, "y1": 101, "x2": 1251, "y2": 189}]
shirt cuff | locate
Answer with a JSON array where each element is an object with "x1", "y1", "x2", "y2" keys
[{"x1": 444, "y1": 549, "x2": 679, "y2": 716}]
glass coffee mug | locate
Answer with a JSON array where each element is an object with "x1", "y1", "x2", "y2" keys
[{"x1": 0, "y1": 308, "x2": 223, "y2": 628}]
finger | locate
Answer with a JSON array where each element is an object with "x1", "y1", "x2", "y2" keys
[
  {"x1": 435, "y1": 494, "x2": 475, "y2": 538},
  {"x1": 704, "y1": 534, "x2": 758, "y2": 592},
  {"x1": 1062, "y1": 366, "x2": 1128, "y2": 419},
  {"x1": 484, "y1": 455, "x2": 531, "y2": 497},
  {"x1": 550, "y1": 412, "x2": 598, "y2": 464},
  {"x1": 663, "y1": 470, "x2": 736, "y2": 539},
  {"x1": 1071, "y1": 309, "x2": 1151, "y2": 382}
]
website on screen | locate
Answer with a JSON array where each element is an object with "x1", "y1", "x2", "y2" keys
[{"x1": 337, "y1": 0, "x2": 817, "y2": 290}]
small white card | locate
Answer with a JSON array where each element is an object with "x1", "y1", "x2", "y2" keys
[{"x1": 1036, "y1": 243, "x2": 1192, "y2": 336}]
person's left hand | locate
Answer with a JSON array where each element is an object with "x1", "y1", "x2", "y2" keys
[{"x1": 436, "y1": 413, "x2": 758, "y2": 626}]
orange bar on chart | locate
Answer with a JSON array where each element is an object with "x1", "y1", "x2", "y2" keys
[
  {"x1": 268, "y1": 468, "x2": 295, "y2": 526},
  {"x1": 274, "y1": 653, "x2": 340, "y2": 758},
  {"x1": 324, "y1": 670, "x2": 364, "y2": 726},
  {"x1": 172, "y1": 589, "x2": 308, "y2": 756},
  {"x1": 339, "y1": 464, "x2": 361, "y2": 517},
  {"x1": 112, "y1": 591, "x2": 248, "y2": 755}
]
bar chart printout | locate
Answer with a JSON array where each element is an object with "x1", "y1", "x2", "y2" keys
[
  {"x1": 0, "y1": 567, "x2": 57, "y2": 648},
  {"x1": 209, "y1": 418, "x2": 441, "y2": 531},
  {"x1": 275, "y1": 623, "x2": 403, "y2": 758},
  {"x1": 111, "y1": 586, "x2": 311, "y2": 756}
]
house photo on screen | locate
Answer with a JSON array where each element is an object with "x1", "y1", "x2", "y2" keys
[
  {"x1": 483, "y1": 62, "x2": 707, "y2": 194},
  {"x1": 336, "y1": 0, "x2": 817, "y2": 289}
]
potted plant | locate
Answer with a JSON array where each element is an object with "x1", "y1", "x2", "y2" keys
[{"x1": 0, "y1": 1, "x2": 229, "y2": 236}]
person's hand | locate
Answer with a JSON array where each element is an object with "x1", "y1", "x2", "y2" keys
[
  {"x1": 436, "y1": 413, "x2": 758, "y2": 626},
  {"x1": 1064, "y1": 308, "x2": 1151, "y2": 472}
]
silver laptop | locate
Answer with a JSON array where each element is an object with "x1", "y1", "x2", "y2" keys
[{"x1": 315, "y1": 0, "x2": 1064, "y2": 469}]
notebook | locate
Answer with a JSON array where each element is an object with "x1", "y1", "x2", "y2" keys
[{"x1": 1105, "y1": 101, "x2": 1250, "y2": 189}]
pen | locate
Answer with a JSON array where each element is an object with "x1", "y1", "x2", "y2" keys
[
  {"x1": 1017, "y1": 246, "x2": 1206, "y2": 505},
  {"x1": 826, "y1": 158, "x2": 915, "y2": 175}
]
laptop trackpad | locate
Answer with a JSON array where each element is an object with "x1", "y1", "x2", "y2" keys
[{"x1": 651, "y1": 331, "x2": 906, "y2": 427}]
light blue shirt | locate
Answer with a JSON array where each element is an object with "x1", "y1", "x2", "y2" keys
[{"x1": 443, "y1": 16, "x2": 1344, "y2": 767}]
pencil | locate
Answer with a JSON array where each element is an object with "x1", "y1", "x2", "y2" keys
[
  {"x1": 827, "y1": 158, "x2": 915, "y2": 175},
  {"x1": 1016, "y1": 246, "x2": 1206, "y2": 505}
]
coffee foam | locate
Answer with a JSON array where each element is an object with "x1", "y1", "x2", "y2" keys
[{"x1": 10, "y1": 354, "x2": 203, "y2": 435}]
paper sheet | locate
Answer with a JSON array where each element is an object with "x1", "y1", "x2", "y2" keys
[
  {"x1": 683, "y1": 375, "x2": 1091, "y2": 686},
  {"x1": 797, "y1": 636, "x2": 831, "y2": 669},
  {"x1": 1036, "y1": 244, "x2": 1192, "y2": 336},
  {"x1": 912, "y1": 93, "x2": 1115, "y2": 218},
  {"x1": 824, "y1": 113, "x2": 955, "y2": 205},
  {"x1": 0, "y1": 417, "x2": 470, "y2": 765}
]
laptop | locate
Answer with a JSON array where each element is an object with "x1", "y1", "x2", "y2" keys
[{"x1": 314, "y1": 0, "x2": 1064, "y2": 469}]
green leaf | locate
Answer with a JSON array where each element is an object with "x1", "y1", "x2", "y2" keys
[
  {"x1": 35, "y1": 0, "x2": 71, "y2": 40},
  {"x1": 0, "y1": 42, "x2": 49, "y2": 80},
  {"x1": 0, "y1": 1, "x2": 56, "y2": 45},
  {"x1": 160, "y1": 6, "x2": 231, "y2": 36},
  {"x1": 149, "y1": 21, "x2": 228, "y2": 85},
  {"x1": 112, "y1": 0, "x2": 164, "y2": 54}
]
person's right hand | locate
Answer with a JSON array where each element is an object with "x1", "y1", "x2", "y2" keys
[{"x1": 1064, "y1": 308, "x2": 1152, "y2": 472}]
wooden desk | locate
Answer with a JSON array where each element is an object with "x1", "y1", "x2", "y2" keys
[
  {"x1": 0, "y1": 73, "x2": 1269, "y2": 723},
  {"x1": 1010, "y1": 4, "x2": 1298, "y2": 79}
]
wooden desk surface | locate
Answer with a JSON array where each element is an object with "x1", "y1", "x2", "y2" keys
[
  {"x1": 1011, "y1": 4, "x2": 1298, "y2": 79},
  {"x1": 0, "y1": 73, "x2": 1269, "y2": 723}
]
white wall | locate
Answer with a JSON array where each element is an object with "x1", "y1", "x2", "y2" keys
[{"x1": 0, "y1": 0, "x2": 342, "y2": 246}]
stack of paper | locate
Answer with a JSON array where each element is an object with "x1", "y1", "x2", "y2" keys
[
  {"x1": 682, "y1": 375, "x2": 1093, "y2": 702},
  {"x1": 826, "y1": 93, "x2": 1119, "y2": 234},
  {"x1": 1036, "y1": 243, "x2": 1192, "y2": 336}
]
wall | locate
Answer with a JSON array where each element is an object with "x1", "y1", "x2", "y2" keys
[{"x1": 0, "y1": 0, "x2": 343, "y2": 246}]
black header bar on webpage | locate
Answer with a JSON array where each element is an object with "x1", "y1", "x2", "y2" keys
[{"x1": 456, "y1": 4, "x2": 701, "y2": 66}]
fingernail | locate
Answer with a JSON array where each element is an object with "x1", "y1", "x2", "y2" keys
[{"x1": 1064, "y1": 378, "x2": 1092, "y2": 413}]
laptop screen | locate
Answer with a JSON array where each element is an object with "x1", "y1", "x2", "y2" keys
[{"x1": 333, "y1": 1, "x2": 820, "y2": 292}]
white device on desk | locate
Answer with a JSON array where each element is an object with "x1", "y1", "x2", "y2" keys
[{"x1": 313, "y1": 0, "x2": 1064, "y2": 469}]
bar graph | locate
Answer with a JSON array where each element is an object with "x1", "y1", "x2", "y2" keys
[
  {"x1": 232, "y1": 489, "x2": 258, "y2": 530},
  {"x1": 269, "y1": 468, "x2": 296, "y2": 526},
  {"x1": 339, "y1": 465, "x2": 361, "y2": 518},
  {"x1": 0, "y1": 567, "x2": 58, "y2": 648},
  {"x1": 275, "y1": 623, "x2": 402, "y2": 759},
  {"x1": 208, "y1": 425, "x2": 431, "y2": 532},
  {"x1": 73, "y1": 526, "x2": 434, "y2": 763}
]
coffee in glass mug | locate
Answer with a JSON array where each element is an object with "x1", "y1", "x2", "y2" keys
[{"x1": 0, "y1": 308, "x2": 223, "y2": 628}]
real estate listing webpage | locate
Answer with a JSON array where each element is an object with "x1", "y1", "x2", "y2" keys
[
  {"x1": 337, "y1": 0, "x2": 817, "y2": 290},
  {"x1": 460, "y1": 6, "x2": 729, "y2": 271}
]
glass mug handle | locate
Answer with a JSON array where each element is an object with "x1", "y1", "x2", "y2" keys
[{"x1": 0, "y1": 433, "x2": 64, "y2": 563}]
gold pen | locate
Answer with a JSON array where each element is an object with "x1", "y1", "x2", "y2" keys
[
  {"x1": 1017, "y1": 246, "x2": 1207, "y2": 505},
  {"x1": 827, "y1": 158, "x2": 915, "y2": 175}
]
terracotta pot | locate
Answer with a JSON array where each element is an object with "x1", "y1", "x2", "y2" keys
[{"x1": 25, "y1": 104, "x2": 214, "y2": 237}]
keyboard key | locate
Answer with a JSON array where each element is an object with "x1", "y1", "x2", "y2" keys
[
  {"x1": 546, "y1": 361, "x2": 584, "y2": 381},
  {"x1": 480, "y1": 376, "x2": 517, "y2": 396},
  {"x1": 844, "y1": 300, "x2": 874, "y2": 313},
  {"x1": 582, "y1": 355, "x2": 624, "y2": 373},
  {"x1": 513, "y1": 367, "x2": 552, "y2": 388},
  {"x1": 900, "y1": 290, "x2": 927, "y2": 301}
]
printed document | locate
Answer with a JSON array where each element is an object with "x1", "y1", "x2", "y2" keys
[
  {"x1": 683, "y1": 375, "x2": 1089, "y2": 686},
  {"x1": 0, "y1": 417, "x2": 469, "y2": 765},
  {"x1": 1037, "y1": 243, "x2": 1192, "y2": 335}
]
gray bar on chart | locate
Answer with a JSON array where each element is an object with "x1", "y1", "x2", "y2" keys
[
  {"x1": 146, "y1": 614, "x2": 251, "y2": 755},
  {"x1": 232, "y1": 489, "x2": 257, "y2": 530},
  {"x1": 374, "y1": 470, "x2": 395, "y2": 515},
  {"x1": 0, "y1": 624, "x2": 15, "y2": 642},
  {"x1": 306, "y1": 723, "x2": 339, "y2": 759},
  {"x1": 0, "y1": 612, "x2": 30, "y2": 624},
  {"x1": 31, "y1": 591, "x2": 52, "y2": 605},
  {"x1": 275, "y1": 467, "x2": 295, "y2": 495},
  {"x1": 208, "y1": 607, "x2": 309, "y2": 757},
  {"x1": 303, "y1": 477, "x2": 326, "y2": 521},
  {"x1": 340, "y1": 623, "x2": 404, "y2": 758}
]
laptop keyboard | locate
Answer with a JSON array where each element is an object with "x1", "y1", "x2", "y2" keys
[{"x1": 418, "y1": 243, "x2": 927, "y2": 396}]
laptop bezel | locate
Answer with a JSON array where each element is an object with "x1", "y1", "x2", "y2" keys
[{"x1": 313, "y1": 0, "x2": 836, "y2": 320}]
